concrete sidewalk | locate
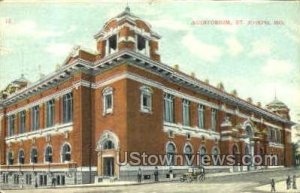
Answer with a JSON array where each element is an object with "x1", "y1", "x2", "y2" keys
[{"x1": 255, "y1": 178, "x2": 300, "y2": 193}]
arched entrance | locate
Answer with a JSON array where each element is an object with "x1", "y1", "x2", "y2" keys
[
  {"x1": 232, "y1": 144, "x2": 240, "y2": 172},
  {"x1": 244, "y1": 122, "x2": 255, "y2": 171},
  {"x1": 96, "y1": 131, "x2": 119, "y2": 178}
]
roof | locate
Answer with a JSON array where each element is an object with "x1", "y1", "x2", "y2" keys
[{"x1": 266, "y1": 98, "x2": 288, "y2": 109}]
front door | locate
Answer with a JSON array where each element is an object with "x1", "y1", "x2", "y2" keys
[{"x1": 103, "y1": 157, "x2": 114, "y2": 176}]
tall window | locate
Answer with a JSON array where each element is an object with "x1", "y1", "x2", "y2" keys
[
  {"x1": 62, "y1": 144, "x2": 71, "y2": 162},
  {"x1": 166, "y1": 143, "x2": 176, "y2": 166},
  {"x1": 106, "y1": 34, "x2": 117, "y2": 55},
  {"x1": 164, "y1": 94, "x2": 174, "y2": 123},
  {"x1": 199, "y1": 146, "x2": 207, "y2": 165},
  {"x1": 63, "y1": 93, "x2": 73, "y2": 123},
  {"x1": 182, "y1": 99, "x2": 190, "y2": 126},
  {"x1": 8, "y1": 151, "x2": 14, "y2": 165},
  {"x1": 31, "y1": 106, "x2": 40, "y2": 131},
  {"x1": 19, "y1": 111, "x2": 26, "y2": 134},
  {"x1": 8, "y1": 115, "x2": 15, "y2": 136},
  {"x1": 18, "y1": 150, "x2": 25, "y2": 164},
  {"x1": 103, "y1": 87, "x2": 113, "y2": 115},
  {"x1": 184, "y1": 144, "x2": 193, "y2": 166},
  {"x1": 140, "y1": 86, "x2": 152, "y2": 113},
  {"x1": 137, "y1": 34, "x2": 149, "y2": 56},
  {"x1": 211, "y1": 108, "x2": 217, "y2": 131},
  {"x1": 198, "y1": 105, "x2": 205, "y2": 128},
  {"x1": 45, "y1": 146, "x2": 53, "y2": 163},
  {"x1": 46, "y1": 99, "x2": 55, "y2": 127},
  {"x1": 30, "y1": 148, "x2": 38, "y2": 164}
]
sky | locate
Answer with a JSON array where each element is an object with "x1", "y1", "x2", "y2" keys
[{"x1": 0, "y1": 0, "x2": 299, "y2": 137}]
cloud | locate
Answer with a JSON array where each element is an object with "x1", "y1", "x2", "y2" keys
[
  {"x1": 3, "y1": 19, "x2": 63, "y2": 38},
  {"x1": 285, "y1": 22, "x2": 300, "y2": 43},
  {"x1": 225, "y1": 37, "x2": 243, "y2": 56},
  {"x1": 249, "y1": 39, "x2": 273, "y2": 57},
  {"x1": 45, "y1": 43, "x2": 73, "y2": 56},
  {"x1": 261, "y1": 59, "x2": 294, "y2": 76},
  {"x1": 182, "y1": 33, "x2": 223, "y2": 63},
  {"x1": 150, "y1": 17, "x2": 190, "y2": 31}
]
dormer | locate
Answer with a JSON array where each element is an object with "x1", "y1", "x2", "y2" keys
[{"x1": 94, "y1": 6, "x2": 161, "y2": 62}]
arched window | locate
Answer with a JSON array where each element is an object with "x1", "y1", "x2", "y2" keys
[
  {"x1": 8, "y1": 151, "x2": 14, "y2": 165},
  {"x1": 31, "y1": 148, "x2": 38, "y2": 164},
  {"x1": 166, "y1": 142, "x2": 176, "y2": 166},
  {"x1": 61, "y1": 143, "x2": 71, "y2": 162},
  {"x1": 184, "y1": 144, "x2": 193, "y2": 166},
  {"x1": 199, "y1": 146, "x2": 206, "y2": 165},
  {"x1": 245, "y1": 126, "x2": 253, "y2": 137},
  {"x1": 18, "y1": 150, "x2": 25, "y2": 164},
  {"x1": 212, "y1": 147, "x2": 220, "y2": 165},
  {"x1": 45, "y1": 146, "x2": 53, "y2": 163},
  {"x1": 103, "y1": 140, "x2": 115, "y2": 150}
]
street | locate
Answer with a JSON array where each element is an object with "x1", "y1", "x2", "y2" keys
[{"x1": 2, "y1": 168, "x2": 300, "y2": 193}]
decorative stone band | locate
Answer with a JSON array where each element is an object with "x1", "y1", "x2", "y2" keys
[
  {"x1": 3, "y1": 71, "x2": 285, "y2": 136},
  {"x1": 0, "y1": 166, "x2": 97, "y2": 172},
  {"x1": 163, "y1": 122, "x2": 220, "y2": 140},
  {"x1": 5, "y1": 122, "x2": 73, "y2": 144}
]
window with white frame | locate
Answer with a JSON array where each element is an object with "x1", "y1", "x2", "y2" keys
[
  {"x1": 164, "y1": 93, "x2": 174, "y2": 123},
  {"x1": 140, "y1": 86, "x2": 152, "y2": 113},
  {"x1": 46, "y1": 99, "x2": 55, "y2": 127},
  {"x1": 18, "y1": 150, "x2": 25, "y2": 164},
  {"x1": 198, "y1": 105, "x2": 205, "y2": 128},
  {"x1": 61, "y1": 143, "x2": 71, "y2": 162},
  {"x1": 30, "y1": 148, "x2": 38, "y2": 163},
  {"x1": 8, "y1": 151, "x2": 14, "y2": 165},
  {"x1": 45, "y1": 146, "x2": 53, "y2": 163},
  {"x1": 19, "y1": 110, "x2": 26, "y2": 134},
  {"x1": 31, "y1": 105, "x2": 40, "y2": 131},
  {"x1": 211, "y1": 108, "x2": 217, "y2": 131},
  {"x1": 103, "y1": 87, "x2": 113, "y2": 115},
  {"x1": 166, "y1": 142, "x2": 176, "y2": 166},
  {"x1": 8, "y1": 114, "x2": 15, "y2": 136},
  {"x1": 63, "y1": 93, "x2": 73, "y2": 123},
  {"x1": 136, "y1": 34, "x2": 149, "y2": 56},
  {"x1": 184, "y1": 144, "x2": 193, "y2": 166},
  {"x1": 105, "y1": 34, "x2": 117, "y2": 55},
  {"x1": 182, "y1": 99, "x2": 190, "y2": 126}
]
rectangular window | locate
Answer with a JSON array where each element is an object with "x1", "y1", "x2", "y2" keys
[
  {"x1": 31, "y1": 106, "x2": 40, "y2": 131},
  {"x1": 211, "y1": 108, "x2": 217, "y2": 131},
  {"x1": 26, "y1": 174, "x2": 32, "y2": 185},
  {"x1": 164, "y1": 94, "x2": 174, "y2": 123},
  {"x1": 19, "y1": 110, "x2": 26, "y2": 134},
  {"x1": 63, "y1": 93, "x2": 73, "y2": 123},
  {"x1": 198, "y1": 105, "x2": 205, "y2": 128},
  {"x1": 46, "y1": 99, "x2": 55, "y2": 127},
  {"x1": 182, "y1": 99, "x2": 190, "y2": 126},
  {"x1": 103, "y1": 87, "x2": 113, "y2": 115},
  {"x1": 140, "y1": 86, "x2": 152, "y2": 113},
  {"x1": 8, "y1": 115, "x2": 15, "y2": 136}
]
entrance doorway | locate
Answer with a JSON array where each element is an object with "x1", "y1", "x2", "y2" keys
[{"x1": 103, "y1": 157, "x2": 114, "y2": 176}]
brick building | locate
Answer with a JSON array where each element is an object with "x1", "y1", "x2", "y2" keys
[{"x1": 0, "y1": 7, "x2": 295, "y2": 187}]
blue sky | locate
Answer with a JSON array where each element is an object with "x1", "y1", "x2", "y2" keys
[{"x1": 0, "y1": 0, "x2": 299, "y2": 130}]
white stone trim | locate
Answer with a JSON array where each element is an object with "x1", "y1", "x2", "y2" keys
[
  {"x1": 0, "y1": 166, "x2": 97, "y2": 172},
  {"x1": 5, "y1": 122, "x2": 73, "y2": 144},
  {"x1": 268, "y1": 142, "x2": 284, "y2": 149},
  {"x1": 163, "y1": 122, "x2": 220, "y2": 140}
]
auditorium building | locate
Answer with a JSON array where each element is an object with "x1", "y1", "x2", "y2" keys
[{"x1": 0, "y1": 7, "x2": 295, "y2": 187}]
